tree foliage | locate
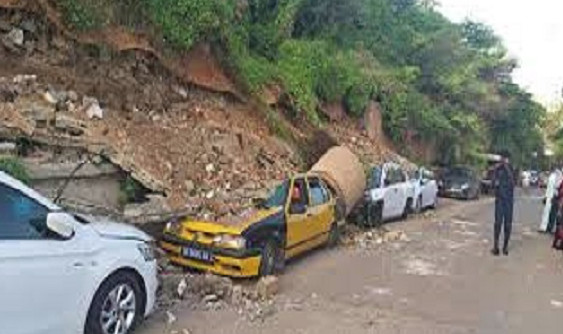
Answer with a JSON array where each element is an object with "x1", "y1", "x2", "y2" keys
[{"x1": 57, "y1": 0, "x2": 546, "y2": 166}]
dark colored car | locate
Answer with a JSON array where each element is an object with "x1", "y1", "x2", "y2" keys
[{"x1": 439, "y1": 167, "x2": 481, "y2": 200}]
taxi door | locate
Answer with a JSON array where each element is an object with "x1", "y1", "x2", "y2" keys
[
  {"x1": 306, "y1": 177, "x2": 334, "y2": 240},
  {"x1": 285, "y1": 177, "x2": 316, "y2": 257}
]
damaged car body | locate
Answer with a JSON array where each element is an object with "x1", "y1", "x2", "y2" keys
[{"x1": 161, "y1": 173, "x2": 339, "y2": 277}]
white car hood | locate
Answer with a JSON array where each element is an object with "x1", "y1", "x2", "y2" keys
[{"x1": 84, "y1": 216, "x2": 152, "y2": 242}]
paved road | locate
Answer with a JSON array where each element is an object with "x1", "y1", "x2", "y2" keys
[{"x1": 140, "y1": 190, "x2": 563, "y2": 334}]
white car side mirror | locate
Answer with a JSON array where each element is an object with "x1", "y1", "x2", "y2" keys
[{"x1": 46, "y1": 212, "x2": 75, "y2": 239}]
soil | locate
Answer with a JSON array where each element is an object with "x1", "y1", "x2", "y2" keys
[{"x1": 0, "y1": 5, "x2": 400, "y2": 219}]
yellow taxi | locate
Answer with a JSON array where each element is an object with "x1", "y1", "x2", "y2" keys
[{"x1": 160, "y1": 173, "x2": 338, "y2": 277}]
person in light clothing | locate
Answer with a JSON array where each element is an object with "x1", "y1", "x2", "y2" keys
[{"x1": 540, "y1": 166, "x2": 562, "y2": 233}]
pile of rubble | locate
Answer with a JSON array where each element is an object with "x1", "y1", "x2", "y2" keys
[
  {"x1": 0, "y1": 70, "x2": 298, "y2": 221},
  {"x1": 159, "y1": 268, "x2": 281, "y2": 323},
  {"x1": 341, "y1": 225, "x2": 410, "y2": 250}
]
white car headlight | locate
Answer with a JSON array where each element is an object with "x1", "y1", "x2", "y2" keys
[
  {"x1": 213, "y1": 234, "x2": 246, "y2": 249},
  {"x1": 461, "y1": 183, "x2": 470, "y2": 190},
  {"x1": 137, "y1": 241, "x2": 156, "y2": 261}
]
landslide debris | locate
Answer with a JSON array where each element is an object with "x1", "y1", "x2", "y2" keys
[{"x1": 0, "y1": 6, "x2": 406, "y2": 223}]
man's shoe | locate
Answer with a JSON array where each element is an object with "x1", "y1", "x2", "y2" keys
[
  {"x1": 502, "y1": 248, "x2": 509, "y2": 256},
  {"x1": 491, "y1": 248, "x2": 500, "y2": 256}
]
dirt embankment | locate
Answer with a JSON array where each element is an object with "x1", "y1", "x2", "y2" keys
[{"x1": 0, "y1": 5, "x2": 404, "y2": 221}]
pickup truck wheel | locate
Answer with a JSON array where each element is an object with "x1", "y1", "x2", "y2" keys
[
  {"x1": 367, "y1": 202, "x2": 383, "y2": 227},
  {"x1": 327, "y1": 224, "x2": 340, "y2": 248},
  {"x1": 415, "y1": 196, "x2": 423, "y2": 214},
  {"x1": 403, "y1": 199, "x2": 413, "y2": 219},
  {"x1": 259, "y1": 241, "x2": 281, "y2": 277}
]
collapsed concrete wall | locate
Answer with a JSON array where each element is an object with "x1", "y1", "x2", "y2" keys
[{"x1": 25, "y1": 161, "x2": 123, "y2": 212}]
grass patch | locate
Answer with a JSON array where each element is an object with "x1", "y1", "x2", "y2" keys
[{"x1": 0, "y1": 157, "x2": 30, "y2": 184}]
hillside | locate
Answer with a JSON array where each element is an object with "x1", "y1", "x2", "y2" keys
[{"x1": 0, "y1": 0, "x2": 546, "y2": 219}]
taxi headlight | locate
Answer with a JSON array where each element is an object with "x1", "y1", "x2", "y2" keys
[{"x1": 213, "y1": 234, "x2": 246, "y2": 249}]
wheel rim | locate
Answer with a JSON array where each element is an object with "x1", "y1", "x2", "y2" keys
[{"x1": 100, "y1": 283, "x2": 136, "y2": 334}]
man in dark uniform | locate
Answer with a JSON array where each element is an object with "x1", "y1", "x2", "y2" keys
[{"x1": 492, "y1": 151, "x2": 515, "y2": 256}]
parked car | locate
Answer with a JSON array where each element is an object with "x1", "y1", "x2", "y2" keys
[
  {"x1": 161, "y1": 173, "x2": 339, "y2": 278},
  {"x1": 410, "y1": 167, "x2": 438, "y2": 212},
  {"x1": 530, "y1": 170, "x2": 540, "y2": 187},
  {"x1": 0, "y1": 171, "x2": 158, "y2": 334},
  {"x1": 439, "y1": 166, "x2": 481, "y2": 200},
  {"x1": 363, "y1": 163, "x2": 415, "y2": 226}
]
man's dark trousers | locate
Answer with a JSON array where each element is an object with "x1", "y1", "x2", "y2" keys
[{"x1": 494, "y1": 195, "x2": 513, "y2": 251}]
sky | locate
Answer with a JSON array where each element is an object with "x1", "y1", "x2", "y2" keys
[{"x1": 437, "y1": 0, "x2": 563, "y2": 106}]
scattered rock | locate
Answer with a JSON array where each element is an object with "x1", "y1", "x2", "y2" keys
[
  {"x1": 172, "y1": 85, "x2": 189, "y2": 99},
  {"x1": 54, "y1": 115, "x2": 86, "y2": 136},
  {"x1": 5, "y1": 28, "x2": 24, "y2": 46},
  {"x1": 42, "y1": 91, "x2": 58, "y2": 105},
  {"x1": 185, "y1": 179, "x2": 196, "y2": 194},
  {"x1": 231, "y1": 285, "x2": 243, "y2": 305},
  {"x1": 20, "y1": 20, "x2": 37, "y2": 35},
  {"x1": 202, "y1": 294, "x2": 219, "y2": 304},
  {"x1": 177, "y1": 278, "x2": 187, "y2": 299},
  {"x1": 67, "y1": 90, "x2": 79, "y2": 102},
  {"x1": 256, "y1": 276, "x2": 280, "y2": 300},
  {"x1": 83, "y1": 96, "x2": 104, "y2": 119},
  {"x1": 551, "y1": 300, "x2": 563, "y2": 308},
  {"x1": 205, "y1": 163, "x2": 215, "y2": 173},
  {"x1": 166, "y1": 311, "x2": 177, "y2": 325}
]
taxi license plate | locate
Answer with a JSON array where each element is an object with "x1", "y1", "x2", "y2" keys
[{"x1": 182, "y1": 247, "x2": 213, "y2": 262}]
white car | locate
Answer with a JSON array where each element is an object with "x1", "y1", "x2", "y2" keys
[
  {"x1": 0, "y1": 171, "x2": 158, "y2": 334},
  {"x1": 410, "y1": 168, "x2": 438, "y2": 212},
  {"x1": 364, "y1": 163, "x2": 415, "y2": 225}
]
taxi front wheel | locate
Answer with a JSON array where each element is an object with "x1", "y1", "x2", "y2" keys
[{"x1": 259, "y1": 240, "x2": 283, "y2": 276}]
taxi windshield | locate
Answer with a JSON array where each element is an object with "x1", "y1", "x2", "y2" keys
[{"x1": 262, "y1": 181, "x2": 289, "y2": 209}]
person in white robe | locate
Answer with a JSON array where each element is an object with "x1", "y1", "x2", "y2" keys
[{"x1": 540, "y1": 167, "x2": 562, "y2": 232}]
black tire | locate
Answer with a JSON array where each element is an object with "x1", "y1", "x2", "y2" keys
[
  {"x1": 373, "y1": 202, "x2": 383, "y2": 226},
  {"x1": 402, "y1": 199, "x2": 413, "y2": 219},
  {"x1": 414, "y1": 196, "x2": 423, "y2": 214},
  {"x1": 429, "y1": 195, "x2": 437, "y2": 209},
  {"x1": 366, "y1": 202, "x2": 383, "y2": 227},
  {"x1": 327, "y1": 224, "x2": 340, "y2": 248},
  {"x1": 85, "y1": 270, "x2": 144, "y2": 334},
  {"x1": 259, "y1": 240, "x2": 282, "y2": 277}
]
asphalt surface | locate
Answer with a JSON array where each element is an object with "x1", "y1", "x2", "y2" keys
[{"x1": 139, "y1": 189, "x2": 563, "y2": 334}]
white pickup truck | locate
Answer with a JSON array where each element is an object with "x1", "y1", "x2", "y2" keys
[
  {"x1": 364, "y1": 163, "x2": 415, "y2": 226},
  {"x1": 410, "y1": 167, "x2": 438, "y2": 213}
]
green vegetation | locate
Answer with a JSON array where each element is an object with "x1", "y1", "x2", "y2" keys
[
  {"x1": 55, "y1": 0, "x2": 546, "y2": 166},
  {"x1": 119, "y1": 175, "x2": 147, "y2": 205},
  {"x1": 0, "y1": 157, "x2": 30, "y2": 184}
]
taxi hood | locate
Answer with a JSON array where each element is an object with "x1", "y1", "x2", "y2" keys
[{"x1": 181, "y1": 207, "x2": 283, "y2": 234}]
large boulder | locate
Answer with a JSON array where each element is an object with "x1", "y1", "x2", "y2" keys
[{"x1": 310, "y1": 146, "x2": 366, "y2": 217}]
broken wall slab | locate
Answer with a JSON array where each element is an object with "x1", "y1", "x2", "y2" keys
[{"x1": 25, "y1": 161, "x2": 123, "y2": 212}]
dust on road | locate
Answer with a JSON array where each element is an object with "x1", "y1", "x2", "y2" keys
[{"x1": 139, "y1": 191, "x2": 563, "y2": 334}]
